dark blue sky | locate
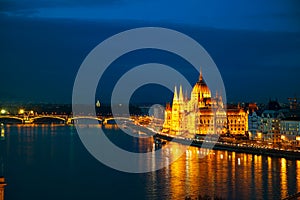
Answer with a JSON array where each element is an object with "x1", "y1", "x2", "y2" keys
[{"x1": 0, "y1": 0, "x2": 300, "y2": 104}]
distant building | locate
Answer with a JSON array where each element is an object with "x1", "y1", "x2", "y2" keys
[
  {"x1": 96, "y1": 100, "x2": 101, "y2": 108},
  {"x1": 259, "y1": 99, "x2": 291, "y2": 143},
  {"x1": 248, "y1": 103, "x2": 259, "y2": 114},
  {"x1": 248, "y1": 111, "x2": 261, "y2": 139},
  {"x1": 261, "y1": 110, "x2": 284, "y2": 143},
  {"x1": 265, "y1": 99, "x2": 282, "y2": 111},
  {"x1": 288, "y1": 97, "x2": 298, "y2": 110},
  {"x1": 280, "y1": 117, "x2": 300, "y2": 146},
  {"x1": 163, "y1": 71, "x2": 248, "y2": 136}
]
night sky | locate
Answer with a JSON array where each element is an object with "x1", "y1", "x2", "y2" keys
[{"x1": 0, "y1": 0, "x2": 300, "y2": 104}]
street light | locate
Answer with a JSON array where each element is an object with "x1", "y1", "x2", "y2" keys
[
  {"x1": 19, "y1": 109, "x2": 25, "y2": 115},
  {"x1": 0, "y1": 109, "x2": 6, "y2": 115}
]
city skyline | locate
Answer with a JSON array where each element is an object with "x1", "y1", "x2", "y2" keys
[{"x1": 1, "y1": 1, "x2": 300, "y2": 199}]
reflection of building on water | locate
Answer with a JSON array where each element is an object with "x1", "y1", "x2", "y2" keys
[
  {"x1": 103, "y1": 124, "x2": 119, "y2": 130},
  {"x1": 162, "y1": 70, "x2": 248, "y2": 136},
  {"x1": 145, "y1": 142, "x2": 289, "y2": 199}
]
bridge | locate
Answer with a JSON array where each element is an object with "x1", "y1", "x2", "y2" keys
[
  {"x1": 0, "y1": 115, "x2": 24, "y2": 123},
  {"x1": 102, "y1": 117, "x2": 134, "y2": 124},
  {"x1": 67, "y1": 116, "x2": 103, "y2": 124},
  {"x1": 0, "y1": 115, "x2": 68, "y2": 124},
  {"x1": 30, "y1": 115, "x2": 67, "y2": 123},
  {"x1": 0, "y1": 114, "x2": 135, "y2": 125}
]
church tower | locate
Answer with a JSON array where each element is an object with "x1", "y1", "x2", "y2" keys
[
  {"x1": 179, "y1": 85, "x2": 184, "y2": 103},
  {"x1": 171, "y1": 86, "x2": 181, "y2": 133}
]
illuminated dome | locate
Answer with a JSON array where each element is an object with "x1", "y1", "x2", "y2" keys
[{"x1": 191, "y1": 71, "x2": 211, "y2": 102}]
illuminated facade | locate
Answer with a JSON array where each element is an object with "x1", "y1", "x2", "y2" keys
[
  {"x1": 260, "y1": 110, "x2": 282, "y2": 143},
  {"x1": 280, "y1": 118, "x2": 300, "y2": 146},
  {"x1": 248, "y1": 111, "x2": 262, "y2": 139},
  {"x1": 162, "y1": 71, "x2": 248, "y2": 136}
]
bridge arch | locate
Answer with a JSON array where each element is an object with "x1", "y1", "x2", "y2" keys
[
  {"x1": 0, "y1": 116, "x2": 24, "y2": 123},
  {"x1": 69, "y1": 116, "x2": 103, "y2": 124},
  {"x1": 103, "y1": 117, "x2": 134, "y2": 124},
  {"x1": 30, "y1": 116, "x2": 66, "y2": 123},
  {"x1": 71, "y1": 116, "x2": 102, "y2": 121}
]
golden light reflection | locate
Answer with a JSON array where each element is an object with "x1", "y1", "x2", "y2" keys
[
  {"x1": 0, "y1": 128, "x2": 4, "y2": 138},
  {"x1": 241, "y1": 154, "x2": 248, "y2": 192},
  {"x1": 268, "y1": 156, "x2": 272, "y2": 168},
  {"x1": 267, "y1": 156, "x2": 273, "y2": 196},
  {"x1": 232, "y1": 152, "x2": 236, "y2": 166},
  {"x1": 4, "y1": 125, "x2": 300, "y2": 199},
  {"x1": 281, "y1": 158, "x2": 288, "y2": 198},
  {"x1": 297, "y1": 160, "x2": 300, "y2": 193},
  {"x1": 243, "y1": 154, "x2": 247, "y2": 165},
  {"x1": 185, "y1": 148, "x2": 192, "y2": 196},
  {"x1": 104, "y1": 124, "x2": 119, "y2": 130},
  {"x1": 170, "y1": 148, "x2": 187, "y2": 199}
]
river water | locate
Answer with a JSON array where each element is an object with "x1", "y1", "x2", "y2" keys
[{"x1": 0, "y1": 125, "x2": 300, "y2": 200}]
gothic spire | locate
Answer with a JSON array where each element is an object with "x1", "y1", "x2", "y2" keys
[
  {"x1": 173, "y1": 86, "x2": 178, "y2": 101},
  {"x1": 199, "y1": 67, "x2": 203, "y2": 81},
  {"x1": 185, "y1": 89, "x2": 188, "y2": 101},
  {"x1": 179, "y1": 85, "x2": 184, "y2": 102}
]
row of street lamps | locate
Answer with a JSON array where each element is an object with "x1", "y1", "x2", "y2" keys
[{"x1": 0, "y1": 109, "x2": 34, "y2": 116}]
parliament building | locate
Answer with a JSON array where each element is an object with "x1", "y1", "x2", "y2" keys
[{"x1": 162, "y1": 71, "x2": 248, "y2": 137}]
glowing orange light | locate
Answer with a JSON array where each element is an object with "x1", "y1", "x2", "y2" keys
[{"x1": 19, "y1": 109, "x2": 25, "y2": 114}]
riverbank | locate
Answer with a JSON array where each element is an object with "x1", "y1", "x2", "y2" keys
[{"x1": 154, "y1": 133, "x2": 300, "y2": 160}]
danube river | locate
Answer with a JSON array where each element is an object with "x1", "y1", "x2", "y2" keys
[{"x1": 1, "y1": 125, "x2": 300, "y2": 200}]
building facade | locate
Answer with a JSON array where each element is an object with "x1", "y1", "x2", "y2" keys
[
  {"x1": 280, "y1": 117, "x2": 300, "y2": 146},
  {"x1": 248, "y1": 111, "x2": 262, "y2": 139},
  {"x1": 162, "y1": 72, "x2": 248, "y2": 137},
  {"x1": 261, "y1": 110, "x2": 285, "y2": 143}
]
